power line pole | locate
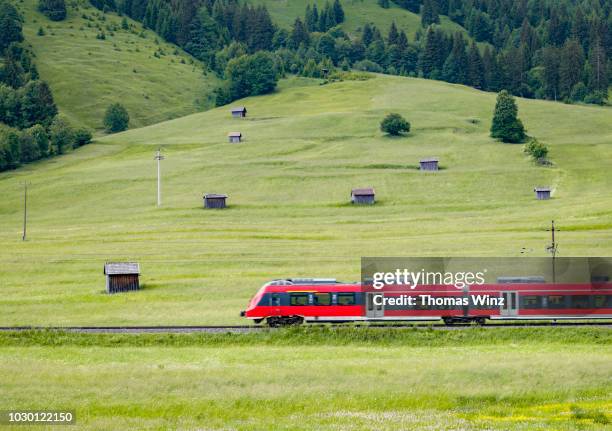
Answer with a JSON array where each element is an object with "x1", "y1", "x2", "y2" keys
[
  {"x1": 546, "y1": 220, "x2": 559, "y2": 282},
  {"x1": 154, "y1": 148, "x2": 164, "y2": 207},
  {"x1": 21, "y1": 181, "x2": 30, "y2": 241}
]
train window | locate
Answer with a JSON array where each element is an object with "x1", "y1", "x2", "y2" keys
[
  {"x1": 289, "y1": 293, "x2": 309, "y2": 306},
  {"x1": 337, "y1": 293, "x2": 356, "y2": 305},
  {"x1": 315, "y1": 293, "x2": 331, "y2": 306},
  {"x1": 594, "y1": 295, "x2": 606, "y2": 308},
  {"x1": 522, "y1": 295, "x2": 541, "y2": 309},
  {"x1": 271, "y1": 294, "x2": 281, "y2": 306},
  {"x1": 571, "y1": 295, "x2": 590, "y2": 309},
  {"x1": 547, "y1": 295, "x2": 565, "y2": 308}
]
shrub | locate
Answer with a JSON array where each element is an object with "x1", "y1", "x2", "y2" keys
[
  {"x1": 381, "y1": 113, "x2": 410, "y2": 136},
  {"x1": 353, "y1": 59, "x2": 383, "y2": 73},
  {"x1": 103, "y1": 103, "x2": 129, "y2": 133},
  {"x1": 524, "y1": 138, "x2": 549, "y2": 162},
  {"x1": 570, "y1": 82, "x2": 588, "y2": 102},
  {"x1": 74, "y1": 128, "x2": 92, "y2": 146},
  {"x1": 584, "y1": 91, "x2": 608, "y2": 106},
  {"x1": 49, "y1": 116, "x2": 75, "y2": 154}
]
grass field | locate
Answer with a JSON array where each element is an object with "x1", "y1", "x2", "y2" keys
[
  {"x1": 0, "y1": 74, "x2": 611, "y2": 326},
  {"x1": 16, "y1": 0, "x2": 218, "y2": 130},
  {"x1": 255, "y1": 0, "x2": 469, "y2": 40},
  {"x1": 0, "y1": 328, "x2": 610, "y2": 430}
]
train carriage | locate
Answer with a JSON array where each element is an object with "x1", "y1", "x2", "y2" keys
[{"x1": 241, "y1": 278, "x2": 612, "y2": 326}]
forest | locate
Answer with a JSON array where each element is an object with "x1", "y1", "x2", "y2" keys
[
  {"x1": 0, "y1": 0, "x2": 91, "y2": 171},
  {"x1": 97, "y1": 0, "x2": 611, "y2": 104}
]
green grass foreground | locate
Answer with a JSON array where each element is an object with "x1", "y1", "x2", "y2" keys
[{"x1": 0, "y1": 328, "x2": 610, "y2": 430}]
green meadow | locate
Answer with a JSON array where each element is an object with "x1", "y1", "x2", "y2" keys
[
  {"x1": 16, "y1": 0, "x2": 218, "y2": 130},
  {"x1": 0, "y1": 74, "x2": 611, "y2": 325},
  {"x1": 0, "y1": 328, "x2": 610, "y2": 430},
  {"x1": 255, "y1": 0, "x2": 469, "y2": 40}
]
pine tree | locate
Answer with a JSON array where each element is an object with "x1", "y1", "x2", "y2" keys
[
  {"x1": 332, "y1": 0, "x2": 344, "y2": 24},
  {"x1": 397, "y1": 30, "x2": 408, "y2": 51},
  {"x1": 467, "y1": 41, "x2": 484, "y2": 89},
  {"x1": 419, "y1": 27, "x2": 444, "y2": 78},
  {"x1": 558, "y1": 39, "x2": 584, "y2": 99},
  {"x1": 290, "y1": 17, "x2": 309, "y2": 49},
  {"x1": 247, "y1": 6, "x2": 274, "y2": 52},
  {"x1": 362, "y1": 23, "x2": 373, "y2": 47},
  {"x1": 491, "y1": 90, "x2": 526, "y2": 143},
  {"x1": 421, "y1": 0, "x2": 439, "y2": 28},
  {"x1": 587, "y1": 40, "x2": 608, "y2": 93},
  {"x1": 541, "y1": 46, "x2": 560, "y2": 100},
  {"x1": 387, "y1": 22, "x2": 399, "y2": 45},
  {"x1": 184, "y1": 7, "x2": 221, "y2": 64},
  {"x1": 305, "y1": 5, "x2": 315, "y2": 32},
  {"x1": 442, "y1": 32, "x2": 468, "y2": 84}
]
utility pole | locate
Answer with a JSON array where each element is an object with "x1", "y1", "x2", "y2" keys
[
  {"x1": 546, "y1": 220, "x2": 559, "y2": 282},
  {"x1": 154, "y1": 148, "x2": 164, "y2": 207},
  {"x1": 21, "y1": 181, "x2": 30, "y2": 241}
]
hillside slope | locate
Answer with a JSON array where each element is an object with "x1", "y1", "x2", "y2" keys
[
  {"x1": 256, "y1": 0, "x2": 468, "y2": 39},
  {"x1": 0, "y1": 74, "x2": 610, "y2": 325},
  {"x1": 16, "y1": 0, "x2": 219, "y2": 130}
]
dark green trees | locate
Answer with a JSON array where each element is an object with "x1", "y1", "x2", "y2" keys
[
  {"x1": 490, "y1": 90, "x2": 526, "y2": 143},
  {"x1": 0, "y1": 1, "x2": 23, "y2": 50},
  {"x1": 103, "y1": 103, "x2": 129, "y2": 133},
  {"x1": 226, "y1": 51, "x2": 278, "y2": 100},
  {"x1": 381, "y1": 113, "x2": 410, "y2": 136},
  {"x1": 38, "y1": 0, "x2": 67, "y2": 21},
  {"x1": 421, "y1": 0, "x2": 440, "y2": 27}
]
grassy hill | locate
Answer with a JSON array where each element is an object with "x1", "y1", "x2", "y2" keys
[
  {"x1": 256, "y1": 0, "x2": 468, "y2": 39},
  {"x1": 0, "y1": 74, "x2": 611, "y2": 325},
  {"x1": 15, "y1": 0, "x2": 219, "y2": 130}
]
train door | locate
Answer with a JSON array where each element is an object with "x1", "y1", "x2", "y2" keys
[
  {"x1": 500, "y1": 291, "x2": 518, "y2": 317},
  {"x1": 366, "y1": 292, "x2": 384, "y2": 319}
]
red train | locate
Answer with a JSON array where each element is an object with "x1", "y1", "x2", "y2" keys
[{"x1": 240, "y1": 278, "x2": 612, "y2": 326}]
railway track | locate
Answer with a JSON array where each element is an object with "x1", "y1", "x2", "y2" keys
[{"x1": 0, "y1": 322, "x2": 610, "y2": 333}]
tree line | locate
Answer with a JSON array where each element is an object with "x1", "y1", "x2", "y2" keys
[
  {"x1": 0, "y1": 0, "x2": 91, "y2": 172},
  {"x1": 91, "y1": 0, "x2": 609, "y2": 106},
  {"x1": 396, "y1": 0, "x2": 611, "y2": 103}
]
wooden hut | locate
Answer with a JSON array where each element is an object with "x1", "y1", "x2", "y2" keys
[
  {"x1": 534, "y1": 187, "x2": 551, "y2": 200},
  {"x1": 351, "y1": 188, "x2": 375, "y2": 205},
  {"x1": 420, "y1": 158, "x2": 439, "y2": 171},
  {"x1": 204, "y1": 193, "x2": 228, "y2": 209},
  {"x1": 104, "y1": 262, "x2": 140, "y2": 294},
  {"x1": 228, "y1": 132, "x2": 242, "y2": 143},
  {"x1": 231, "y1": 106, "x2": 247, "y2": 118}
]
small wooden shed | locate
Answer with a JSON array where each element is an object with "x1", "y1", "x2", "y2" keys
[
  {"x1": 204, "y1": 193, "x2": 228, "y2": 209},
  {"x1": 351, "y1": 188, "x2": 375, "y2": 205},
  {"x1": 420, "y1": 157, "x2": 439, "y2": 171},
  {"x1": 231, "y1": 106, "x2": 247, "y2": 118},
  {"x1": 228, "y1": 132, "x2": 242, "y2": 143},
  {"x1": 104, "y1": 262, "x2": 140, "y2": 294},
  {"x1": 534, "y1": 187, "x2": 551, "y2": 200}
]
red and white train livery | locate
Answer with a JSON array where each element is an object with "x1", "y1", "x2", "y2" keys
[{"x1": 240, "y1": 278, "x2": 612, "y2": 326}]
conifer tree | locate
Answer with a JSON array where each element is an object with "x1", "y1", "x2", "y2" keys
[
  {"x1": 387, "y1": 22, "x2": 399, "y2": 46},
  {"x1": 332, "y1": 0, "x2": 344, "y2": 24},
  {"x1": 421, "y1": 0, "x2": 439, "y2": 27},
  {"x1": 491, "y1": 90, "x2": 526, "y2": 143},
  {"x1": 467, "y1": 41, "x2": 484, "y2": 89},
  {"x1": 442, "y1": 32, "x2": 468, "y2": 84}
]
